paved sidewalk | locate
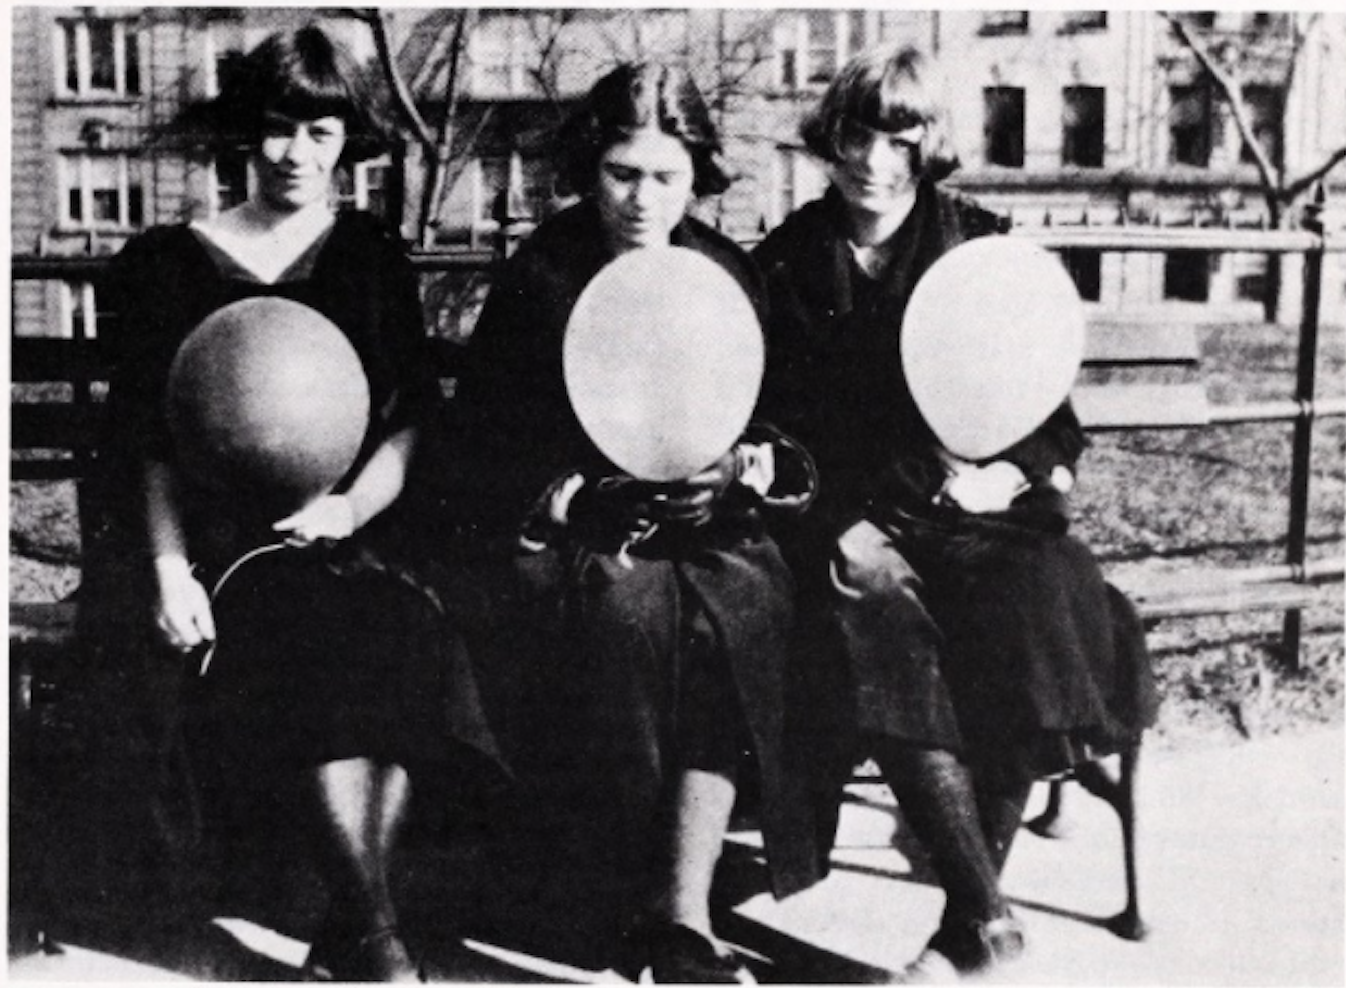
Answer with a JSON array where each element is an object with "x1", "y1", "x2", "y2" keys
[{"x1": 9, "y1": 727, "x2": 1343, "y2": 984}]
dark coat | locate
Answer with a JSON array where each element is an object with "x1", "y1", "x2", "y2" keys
[
  {"x1": 449, "y1": 201, "x2": 823, "y2": 901},
  {"x1": 90, "y1": 212, "x2": 504, "y2": 777},
  {"x1": 753, "y1": 183, "x2": 1158, "y2": 778}
]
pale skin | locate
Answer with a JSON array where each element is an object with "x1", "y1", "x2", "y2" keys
[
  {"x1": 826, "y1": 118, "x2": 1043, "y2": 511},
  {"x1": 148, "y1": 111, "x2": 419, "y2": 652}
]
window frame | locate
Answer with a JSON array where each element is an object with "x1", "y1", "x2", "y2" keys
[
  {"x1": 469, "y1": 16, "x2": 540, "y2": 98},
  {"x1": 979, "y1": 11, "x2": 1030, "y2": 36},
  {"x1": 53, "y1": 17, "x2": 142, "y2": 99},
  {"x1": 59, "y1": 153, "x2": 144, "y2": 230},
  {"x1": 1168, "y1": 83, "x2": 1215, "y2": 167},
  {"x1": 1061, "y1": 85, "x2": 1106, "y2": 168},
  {"x1": 775, "y1": 10, "x2": 870, "y2": 90},
  {"x1": 983, "y1": 86, "x2": 1027, "y2": 168}
]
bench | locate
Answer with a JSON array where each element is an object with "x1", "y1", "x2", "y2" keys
[{"x1": 10, "y1": 224, "x2": 1344, "y2": 950}]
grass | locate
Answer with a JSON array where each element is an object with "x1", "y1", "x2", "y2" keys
[{"x1": 9, "y1": 319, "x2": 1345, "y2": 750}]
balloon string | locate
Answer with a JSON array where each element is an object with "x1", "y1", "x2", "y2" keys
[{"x1": 197, "y1": 542, "x2": 289, "y2": 677}]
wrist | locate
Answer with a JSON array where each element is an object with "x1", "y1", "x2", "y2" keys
[{"x1": 153, "y1": 553, "x2": 193, "y2": 582}]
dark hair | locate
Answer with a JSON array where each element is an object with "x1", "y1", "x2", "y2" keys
[
  {"x1": 800, "y1": 45, "x2": 959, "y2": 182},
  {"x1": 556, "y1": 63, "x2": 732, "y2": 198},
  {"x1": 170, "y1": 25, "x2": 388, "y2": 163}
]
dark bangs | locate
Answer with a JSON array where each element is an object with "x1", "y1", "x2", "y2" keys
[
  {"x1": 163, "y1": 25, "x2": 387, "y2": 162},
  {"x1": 802, "y1": 46, "x2": 943, "y2": 161}
]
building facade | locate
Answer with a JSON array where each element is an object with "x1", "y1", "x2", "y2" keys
[{"x1": 10, "y1": 7, "x2": 1346, "y2": 339}]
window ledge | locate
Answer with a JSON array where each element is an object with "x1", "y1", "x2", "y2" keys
[{"x1": 49, "y1": 95, "x2": 143, "y2": 108}]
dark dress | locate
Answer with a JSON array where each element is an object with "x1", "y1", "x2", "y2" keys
[
  {"x1": 448, "y1": 201, "x2": 822, "y2": 905},
  {"x1": 97, "y1": 212, "x2": 502, "y2": 785},
  {"x1": 753, "y1": 183, "x2": 1158, "y2": 785}
]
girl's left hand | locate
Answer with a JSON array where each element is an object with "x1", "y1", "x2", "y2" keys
[
  {"x1": 938, "y1": 461, "x2": 1030, "y2": 514},
  {"x1": 273, "y1": 494, "x2": 357, "y2": 546}
]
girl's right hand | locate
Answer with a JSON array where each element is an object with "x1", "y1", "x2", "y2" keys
[{"x1": 153, "y1": 554, "x2": 216, "y2": 652}]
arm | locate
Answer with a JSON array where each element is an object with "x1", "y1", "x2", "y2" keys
[
  {"x1": 272, "y1": 425, "x2": 419, "y2": 545},
  {"x1": 145, "y1": 458, "x2": 216, "y2": 649}
]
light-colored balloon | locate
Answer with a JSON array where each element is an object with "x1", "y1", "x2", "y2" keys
[
  {"x1": 564, "y1": 246, "x2": 764, "y2": 481},
  {"x1": 901, "y1": 237, "x2": 1086, "y2": 461}
]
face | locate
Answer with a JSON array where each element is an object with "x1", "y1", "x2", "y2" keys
[
  {"x1": 828, "y1": 118, "x2": 926, "y2": 218},
  {"x1": 595, "y1": 127, "x2": 696, "y2": 253},
  {"x1": 254, "y1": 111, "x2": 347, "y2": 212}
]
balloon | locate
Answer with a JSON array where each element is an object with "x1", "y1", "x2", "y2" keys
[
  {"x1": 166, "y1": 297, "x2": 371, "y2": 513},
  {"x1": 901, "y1": 237, "x2": 1086, "y2": 461},
  {"x1": 564, "y1": 246, "x2": 764, "y2": 482}
]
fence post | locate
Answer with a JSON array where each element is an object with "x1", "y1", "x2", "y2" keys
[{"x1": 1282, "y1": 182, "x2": 1327, "y2": 667}]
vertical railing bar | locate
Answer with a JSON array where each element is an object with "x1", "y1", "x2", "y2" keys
[{"x1": 1281, "y1": 183, "x2": 1327, "y2": 668}]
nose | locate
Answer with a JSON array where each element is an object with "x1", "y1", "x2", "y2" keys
[
  {"x1": 629, "y1": 177, "x2": 657, "y2": 210},
  {"x1": 280, "y1": 126, "x2": 316, "y2": 163}
]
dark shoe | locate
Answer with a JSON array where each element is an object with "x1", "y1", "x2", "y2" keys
[
  {"x1": 896, "y1": 913, "x2": 1025, "y2": 983},
  {"x1": 632, "y1": 920, "x2": 755, "y2": 984},
  {"x1": 304, "y1": 923, "x2": 421, "y2": 983}
]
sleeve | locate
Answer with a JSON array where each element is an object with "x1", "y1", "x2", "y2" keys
[{"x1": 448, "y1": 248, "x2": 590, "y2": 535}]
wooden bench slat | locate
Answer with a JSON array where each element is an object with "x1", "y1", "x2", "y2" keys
[
  {"x1": 11, "y1": 405, "x2": 104, "y2": 449},
  {"x1": 10, "y1": 339, "x2": 112, "y2": 381},
  {"x1": 1084, "y1": 317, "x2": 1201, "y2": 366},
  {"x1": 1073, "y1": 382, "x2": 1211, "y2": 429},
  {"x1": 1129, "y1": 578, "x2": 1323, "y2": 620}
]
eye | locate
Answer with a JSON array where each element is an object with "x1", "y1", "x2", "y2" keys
[{"x1": 604, "y1": 163, "x2": 639, "y2": 183}]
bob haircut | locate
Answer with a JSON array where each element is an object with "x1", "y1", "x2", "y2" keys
[
  {"x1": 557, "y1": 63, "x2": 733, "y2": 198},
  {"x1": 171, "y1": 25, "x2": 388, "y2": 164},
  {"x1": 800, "y1": 45, "x2": 960, "y2": 182}
]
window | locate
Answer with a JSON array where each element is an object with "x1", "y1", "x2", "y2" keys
[
  {"x1": 205, "y1": 19, "x2": 248, "y2": 98},
  {"x1": 60, "y1": 154, "x2": 144, "y2": 228},
  {"x1": 1169, "y1": 84, "x2": 1214, "y2": 166},
  {"x1": 211, "y1": 150, "x2": 250, "y2": 214},
  {"x1": 980, "y1": 12, "x2": 1029, "y2": 36},
  {"x1": 471, "y1": 152, "x2": 550, "y2": 243},
  {"x1": 61, "y1": 282, "x2": 117, "y2": 340},
  {"x1": 776, "y1": 11, "x2": 868, "y2": 88},
  {"x1": 983, "y1": 87, "x2": 1025, "y2": 167},
  {"x1": 1240, "y1": 84, "x2": 1283, "y2": 166},
  {"x1": 470, "y1": 15, "x2": 540, "y2": 97},
  {"x1": 1062, "y1": 86, "x2": 1105, "y2": 167},
  {"x1": 772, "y1": 148, "x2": 828, "y2": 225},
  {"x1": 1058, "y1": 249, "x2": 1101, "y2": 302},
  {"x1": 1245, "y1": 12, "x2": 1291, "y2": 35},
  {"x1": 1060, "y1": 11, "x2": 1107, "y2": 33},
  {"x1": 55, "y1": 18, "x2": 141, "y2": 98},
  {"x1": 335, "y1": 157, "x2": 394, "y2": 218},
  {"x1": 1164, "y1": 252, "x2": 1211, "y2": 302}
]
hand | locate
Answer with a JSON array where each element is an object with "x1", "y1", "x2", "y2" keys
[
  {"x1": 938, "y1": 461, "x2": 1029, "y2": 514},
  {"x1": 153, "y1": 555, "x2": 216, "y2": 652},
  {"x1": 273, "y1": 495, "x2": 357, "y2": 547}
]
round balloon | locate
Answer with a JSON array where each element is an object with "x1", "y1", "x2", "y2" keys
[
  {"x1": 563, "y1": 246, "x2": 764, "y2": 482},
  {"x1": 166, "y1": 297, "x2": 371, "y2": 513},
  {"x1": 901, "y1": 237, "x2": 1086, "y2": 461}
]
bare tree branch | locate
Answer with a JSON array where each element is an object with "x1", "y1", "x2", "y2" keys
[
  {"x1": 364, "y1": 7, "x2": 435, "y2": 151},
  {"x1": 1284, "y1": 146, "x2": 1346, "y2": 201},
  {"x1": 1160, "y1": 11, "x2": 1281, "y2": 193}
]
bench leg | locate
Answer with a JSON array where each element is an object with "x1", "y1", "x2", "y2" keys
[
  {"x1": 1075, "y1": 745, "x2": 1148, "y2": 941},
  {"x1": 1025, "y1": 778, "x2": 1075, "y2": 839}
]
